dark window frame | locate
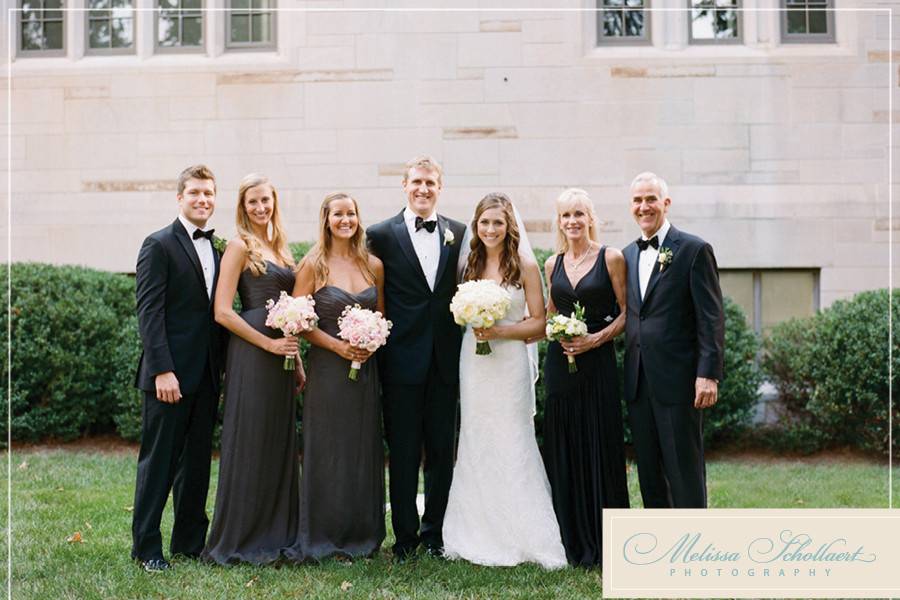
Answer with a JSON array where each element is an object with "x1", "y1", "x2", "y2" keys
[{"x1": 596, "y1": 0, "x2": 651, "y2": 46}]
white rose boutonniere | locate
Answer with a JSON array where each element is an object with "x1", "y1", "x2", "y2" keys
[
  {"x1": 443, "y1": 228, "x2": 455, "y2": 246},
  {"x1": 658, "y1": 247, "x2": 673, "y2": 271}
]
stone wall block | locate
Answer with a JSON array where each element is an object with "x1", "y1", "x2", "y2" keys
[
  {"x1": 217, "y1": 83, "x2": 304, "y2": 119},
  {"x1": 458, "y1": 32, "x2": 522, "y2": 68}
]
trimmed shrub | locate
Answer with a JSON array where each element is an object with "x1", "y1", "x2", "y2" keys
[
  {"x1": 763, "y1": 289, "x2": 899, "y2": 455},
  {"x1": 1, "y1": 263, "x2": 142, "y2": 442}
]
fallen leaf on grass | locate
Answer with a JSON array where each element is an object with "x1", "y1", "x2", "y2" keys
[
  {"x1": 17, "y1": 461, "x2": 27, "y2": 471},
  {"x1": 245, "y1": 576, "x2": 259, "y2": 588},
  {"x1": 340, "y1": 581, "x2": 353, "y2": 592},
  {"x1": 795, "y1": 498, "x2": 805, "y2": 505},
  {"x1": 56, "y1": 487, "x2": 64, "y2": 492},
  {"x1": 124, "y1": 506, "x2": 134, "y2": 512},
  {"x1": 66, "y1": 532, "x2": 83, "y2": 543},
  {"x1": 84, "y1": 522, "x2": 92, "y2": 530}
]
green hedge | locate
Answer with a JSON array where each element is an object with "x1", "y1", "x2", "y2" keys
[{"x1": 762, "y1": 289, "x2": 899, "y2": 455}]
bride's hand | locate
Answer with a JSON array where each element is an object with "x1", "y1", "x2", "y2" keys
[
  {"x1": 473, "y1": 325, "x2": 505, "y2": 342},
  {"x1": 332, "y1": 340, "x2": 373, "y2": 363},
  {"x1": 561, "y1": 333, "x2": 601, "y2": 357}
]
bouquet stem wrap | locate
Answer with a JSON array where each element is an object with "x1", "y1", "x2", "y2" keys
[
  {"x1": 349, "y1": 360, "x2": 362, "y2": 380},
  {"x1": 566, "y1": 355, "x2": 577, "y2": 373},
  {"x1": 475, "y1": 340, "x2": 492, "y2": 355},
  {"x1": 284, "y1": 354, "x2": 296, "y2": 371}
]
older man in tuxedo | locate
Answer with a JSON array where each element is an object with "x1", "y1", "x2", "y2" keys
[
  {"x1": 623, "y1": 172, "x2": 724, "y2": 509},
  {"x1": 131, "y1": 164, "x2": 225, "y2": 571},
  {"x1": 367, "y1": 156, "x2": 467, "y2": 561}
]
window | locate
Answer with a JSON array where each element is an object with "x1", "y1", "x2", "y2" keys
[
  {"x1": 19, "y1": 0, "x2": 65, "y2": 55},
  {"x1": 781, "y1": 0, "x2": 835, "y2": 43},
  {"x1": 689, "y1": 0, "x2": 741, "y2": 44},
  {"x1": 596, "y1": 0, "x2": 650, "y2": 45},
  {"x1": 227, "y1": 0, "x2": 276, "y2": 49},
  {"x1": 87, "y1": 0, "x2": 134, "y2": 53},
  {"x1": 156, "y1": 0, "x2": 203, "y2": 51},
  {"x1": 719, "y1": 269, "x2": 820, "y2": 336}
]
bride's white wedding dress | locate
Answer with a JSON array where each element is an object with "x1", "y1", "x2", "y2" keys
[{"x1": 443, "y1": 285, "x2": 567, "y2": 569}]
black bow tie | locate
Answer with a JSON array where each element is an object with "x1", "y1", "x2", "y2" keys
[
  {"x1": 636, "y1": 236, "x2": 659, "y2": 251},
  {"x1": 415, "y1": 216, "x2": 437, "y2": 233},
  {"x1": 193, "y1": 228, "x2": 215, "y2": 241}
]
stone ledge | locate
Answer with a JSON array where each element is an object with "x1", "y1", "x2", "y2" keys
[
  {"x1": 217, "y1": 69, "x2": 393, "y2": 85},
  {"x1": 443, "y1": 126, "x2": 518, "y2": 139},
  {"x1": 82, "y1": 180, "x2": 175, "y2": 193},
  {"x1": 611, "y1": 65, "x2": 715, "y2": 78}
]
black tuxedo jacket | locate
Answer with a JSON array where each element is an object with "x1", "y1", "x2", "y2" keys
[
  {"x1": 623, "y1": 225, "x2": 725, "y2": 405},
  {"x1": 134, "y1": 219, "x2": 225, "y2": 395},
  {"x1": 367, "y1": 210, "x2": 467, "y2": 386}
]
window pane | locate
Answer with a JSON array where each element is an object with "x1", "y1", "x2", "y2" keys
[
  {"x1": 111, "y1": 17, "x2": 133, "y2": 46},
  {"x1": 158, "y1": 15, "x2": 178, "y2": 45},
  {"x1": 111, "y1": 6, "x2": 131, "y2": 19},
  {"x1": 714, "y1": 9, "x2": 738, "y2": 38},
  {"x1": 21, "y1": 21, "x2": 43, "y2": 50},
  {"x1": 158, "y1": 0, "x2": 177, "y2": 9},
  {"x1": 691, "y1": 7, "x2": 715, "y2": 39},
  {"x1": 231, "y1": 14, "x2": 249, "y2": 42},
  {"x1": 182, "y1": 0, "x2": 200, "y2": 9},
  {"x1": 182, "y1": 15, "x2": 202, "y2": 45},
  {"x1": 760, "y1": 271, "x2": 816, "y2": 336},
  {"x1": 807, "y1": 8, "x2": 827, "y2": 33},
  {"x1": 604, "y1": 0, "x2": 625, "y2": 6},
  {"x1": 44, "y1": 19, "x2": 63, "y2": 48},
  {"x1": 786, "y1": 9, "x2": 806, "y2": 34},
  {"x1": 88, "y1": 0, "x2": 109, "y2": 7},
  {"x1": 251, "y1": 0, "x2": 271, "y2": 9},
  {"x1": 603, "y1": 11, "x2": 623, "y2": 36},
  {"x1": 251, "y1": 12, "x2": 271, "y2": 42},
  {"x1": 21, "y1": 0, "x2": 39, "y2": 14},
  {"x1": 624, "y1": 9, "x2": 643, "y2": 36},
  {"x1": 719, "y1": 272, "x2": 755, "y2": 327},
  {"x1": 89, "y1": 19, "x2": 110, "y2": 47},
  {"x1": 231, "y1": 0, "x2": 249, "y2": 10}
]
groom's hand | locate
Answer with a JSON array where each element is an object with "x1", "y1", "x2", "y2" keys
[
  {"x1": 155, "y1": 371, "x2": 182, "y2": 404},
  {"x1": 694, "y1": 377, "x2": 718, "y2": 409}
]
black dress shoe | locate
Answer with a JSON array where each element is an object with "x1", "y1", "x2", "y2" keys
[
  {"x1": 392, "y1": 548, "x2": 416, "y2": 564},
  {"x1": 141, "y1": 558, "x2": 171, "y2": 572},
  {"x1": 423, "y1": 546, "x2": 444, "y2": 559}
]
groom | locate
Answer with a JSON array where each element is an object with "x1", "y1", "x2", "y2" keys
[
  {"x1": 367, "y1": 155, "x2": 466, "y2": 560},
  {"x1": 623, "y1": 171, "x2": 724, "y2": 509},
  {"x1": 131, "y1": 164, "x2": 225, "y2": 571}
]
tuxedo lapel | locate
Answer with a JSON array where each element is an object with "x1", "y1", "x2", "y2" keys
[
  {"x1": 642, "y1": 226, "x2": 682, "y2": 308},
  {"x1": 434, "y1": 215, "x2": 451, "y2": 287},
  {"x1": 210, "y1": 242, "x2": 221, "y2": 306},
  {"x1": 391, "y1": 213, "x2": 430, "y2": 291},
  {"x1": 626, "y1": 244, "x2": 642, "y2": 311},
  {"x1": 172, "y1": 219, "x2": 209, "y2": 301}
]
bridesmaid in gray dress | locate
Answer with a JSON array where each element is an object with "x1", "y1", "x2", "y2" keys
[
  {"x1": 202, "y1": 174, "x2": 305, "y2": 565},
  {"x1": 290, "y1": 191, "x2": 386, "y2": 561}
]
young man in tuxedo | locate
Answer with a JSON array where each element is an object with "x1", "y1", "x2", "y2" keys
[
  {"x1": 623, "y1": 171, "x2": 725, "y2": 509},
  {"x1": 366, "y1": 156, "x2": 467, "y2": 561},
  {"x1": 131, "y1": 165, "x2": 225, "y2": 571}
]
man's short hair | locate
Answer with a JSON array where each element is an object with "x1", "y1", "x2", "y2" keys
[
  {"x1": 630, "y1": 171, "x2": 668, "y2": 200},
  {"x1": 403, "y1": 155, "x2": 443, "y2": 186},
  {"x1": 177, "y1": 164, "x2": 217, "y2": 195}
]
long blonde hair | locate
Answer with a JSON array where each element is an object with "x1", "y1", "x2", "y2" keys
[
  {"x1": 464, "y1": 192, "x2": 523, "y2": 288},
  {"x1": 555, "y1": 187, "x2": 600, "y2": 254},
  {"x1": 235, "y1": 173, "x2": 293, "y2": 276},
  {"x1": 302, "y1": 192, "x2": 375, "y2": 289}
]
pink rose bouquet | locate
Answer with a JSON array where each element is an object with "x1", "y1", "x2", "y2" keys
[
  {"x1": 265, "y1": 291, "x2": 318, "y2": 370},
  {"x1": 337, "y1": 304, "x2": 392, "y2": 381}
]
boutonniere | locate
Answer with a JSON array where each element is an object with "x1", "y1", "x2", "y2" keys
[
  {"x1": 658, "y1": 247, "x2": 673, "y2": 271},
  {"x1": 212, "y1": 235, "x2": 227, "y2": 255},
  {"x1": 443, "y1": 228, "x2": 455, "y2": 246}
]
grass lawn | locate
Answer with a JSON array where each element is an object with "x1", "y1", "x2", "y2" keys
[{"x1": 4, "y1": 449, "x2": 897, "y2": 600}]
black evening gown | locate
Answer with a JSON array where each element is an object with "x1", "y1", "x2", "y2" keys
[
  {"x1": 202, "y1": 261, "x2": 300, "y2": 565},
  {"x1": 543, "y1": 247, "x2": 630, "y2": 568},
  {"x1": 287, "y1": 285, "x2": 385, "y2": 561}
]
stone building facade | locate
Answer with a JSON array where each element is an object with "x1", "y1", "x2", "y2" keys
[{"x1": 3, "y1": 1, "x2": 897, "y2": 333}]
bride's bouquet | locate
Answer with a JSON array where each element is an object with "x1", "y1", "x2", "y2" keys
[
  {"x1": 265, "y1": 291, "x2": 319, "y2": 371},
  {"x1": 545, "y1": 302, "x2": 588, "y2": 373},
  {"x1": 450, "y1": 279, "x2": 512, "y2": 356},
  {"x1": 337, "y1": 304, "x2": 392, "y2": 381}
]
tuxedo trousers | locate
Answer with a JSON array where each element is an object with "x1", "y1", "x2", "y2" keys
[
  {"x1": 382, "y1": 357, "x2": 459, "y2": 555},
  {"x1": 131, "y1": 366, "x2": 217, "y2": 560},
  {"x1": 628, "y1": 364, "x2": 707, "y2": 508}
]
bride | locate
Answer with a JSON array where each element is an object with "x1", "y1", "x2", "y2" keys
[{"x1": 442, "y1": 192, "x2": 567, "y2": 569}]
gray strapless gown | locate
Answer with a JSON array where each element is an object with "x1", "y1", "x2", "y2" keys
[
  {"x1": 202, "y1": 262, "x2": 300, "y2": 565},
  {"x1": 287, "y1": 285, "x2": 385, "y2": 561}
]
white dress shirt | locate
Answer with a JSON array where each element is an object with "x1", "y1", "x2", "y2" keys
[
  {"x1": 638, "y1": 219, "x2": 671, "y2": 300},
  {"x1": 178, "y1": 214, "x2": 215, "y2": 299},
  {"x1": 404, "y1": 206, "x2": 440, "y2": 291}
]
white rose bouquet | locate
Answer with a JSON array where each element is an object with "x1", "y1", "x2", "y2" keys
[
  {"x1": 545, "y1": 302, "x2": 588, "y2": 373},
  {"x1": 449, "y1": 279, "x2": 512, "y2": 355},
  {"x1": 337, "y1": 304, "x2": 392, "y2": 381},
  {"x1": 265, "y1": 291, "x2": 319, "y2": 370}
]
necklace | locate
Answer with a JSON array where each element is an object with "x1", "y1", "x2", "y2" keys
[{"x1": 566, "y1": 246, "x2": 592, "y2": 271}]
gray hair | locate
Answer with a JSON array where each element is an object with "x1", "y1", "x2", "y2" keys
[{"x1": 630, "y1": 171, "x2": 669, "y2": 200}]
